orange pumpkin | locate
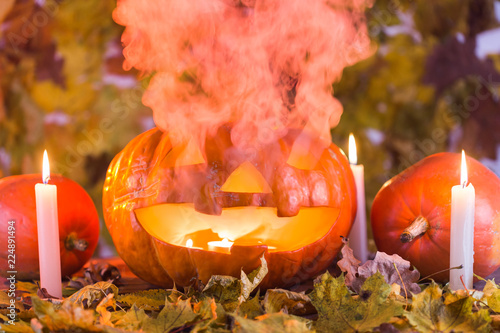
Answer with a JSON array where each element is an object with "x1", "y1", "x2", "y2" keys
[
  {"x1": 103, "y1": 125, "x2": 356, "y2": 288},
  {"x1": 371, "y1": 152, "x2": 500, "y2": 281},
  {"x1": 0, "y1": 174, "x2": 100, "y2": 280}
]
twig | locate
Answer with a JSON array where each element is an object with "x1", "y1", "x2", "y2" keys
[
  {"x1": 99, "y1": 286, "x2": 126, "y2": 313},
  {"x1": 418, "y1": 265, "x2": 463, "y2": 283},
  {"x1": 393, "y1": 262, "x2": 409, "y2": 310},
  {"x1": 459, "y1": 275, "x2": 469, "y2": 294},
  {"x1": 459, "y1": 276, "x2": 480, "y2": 312}
]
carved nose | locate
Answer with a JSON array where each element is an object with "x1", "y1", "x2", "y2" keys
[{"x1": 220, "y1": 161, "x2": 272, "y2": 193}]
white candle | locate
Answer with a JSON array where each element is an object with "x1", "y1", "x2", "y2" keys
[
  {"x1": 450, "y1": 150, "x2": 475, "y2": 290},
  {"x1": 35, "y1": 150, "x2": 62, "y2": 298},
  {"x1": 208, "y1": 238, "x2": 233, "y2": 254},
  {"x1": 348, "y1": 134, "x2": 368, "y2": 262}
]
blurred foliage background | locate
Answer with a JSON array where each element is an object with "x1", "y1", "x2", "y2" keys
[{"x1": 1, "y1": 0, "x2": 500, "y2": 255}]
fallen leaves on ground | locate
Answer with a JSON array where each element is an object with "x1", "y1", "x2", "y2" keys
[
  {"x1": 68, "y1": 262, "x2": 121, "y2": 290},
  {"x1": 310, "y1": 272, "x2": 404, "y2": 332},
  {"x1": 338, "y1": 238, "x2": 421, "y2": 296},
  {"x1": 405, "y1": 282, "x2": 491, "y2": 333},
  {"x1": 116, "y1": 288, "x2": 184, "y2": 310},
  {"x1": 1, "y1": 254, "x2": 497, "y2": 333},
  {"x1": 202, "y1": 256, "x2": 268, "y2": 312},
  {"x1": 68, "y1": 281, "x2": 119, "y2": 308}
]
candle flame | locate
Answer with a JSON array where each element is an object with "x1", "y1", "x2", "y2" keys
[
  {"x1": 221, "y1": 238, "x2": 231, "y2": 247},
  {"x1": 348, "y1": 133, "x2": 357, "y2": 165},
  {"x1": 186, "y1": 239, "x2": 193, "y2": 248},
  {"x1": 42, "y1": 150, "x2": 50, "y2": 184},
  {"x1": 461, "y1": 150, "x2": 468, "y2": 187}
]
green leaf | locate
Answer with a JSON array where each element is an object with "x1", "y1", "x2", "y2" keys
[
  {"x1": 310, "y1": 272, "x2": 403, "y2": 333},
  {"x1": 142, "y1": 298, "x2": 198, "y2": 333},
  {"x1": 406, "y1": 282, "x2": 491, "y2": 333},
  {"x1": 263, "y1": 289, "x2": 312, "y2": 316},
  {"x1": 117, "y1": 289, "x2": 184, "y2": 310},
  {"x1": 69, "y1": 281, "x2": 119, "y2": 307},
  {"x1": 234, "y1": 312, "x2": 311, "y2": 333}
]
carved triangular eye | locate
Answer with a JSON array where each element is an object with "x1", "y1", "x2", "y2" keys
[
  {"x1": 164, "y1": 138, "x2": 205, "y2": 167},
  {"x1": 220, "y1": 161, "x2": 272, "y2": 193},
  {"x1": 286, "y1": 130, "x2": 328, "y2": 170}
]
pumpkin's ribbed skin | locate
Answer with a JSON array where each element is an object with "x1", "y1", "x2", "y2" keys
[
  {"x1": 103, "y1": 126, "x2": 356, "y2": 288},
  {"x1": 371, "y1": 152, "x2": 500, "y2": 281}
]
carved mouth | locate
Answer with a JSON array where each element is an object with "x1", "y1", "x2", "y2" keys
[{"x1": 134, "y1": 203, "x2": 340, "y2": 252}]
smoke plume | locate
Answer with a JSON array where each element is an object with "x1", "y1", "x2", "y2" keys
[{"x1": 114, "y1": 0, "x2": 374, "y2": 148}]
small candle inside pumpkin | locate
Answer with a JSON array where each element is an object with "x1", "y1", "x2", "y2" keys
[{"x1": 208, "y1": 238, "x2": 234, "y2": 253}]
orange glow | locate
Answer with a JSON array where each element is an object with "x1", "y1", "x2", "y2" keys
[
  {"x1": 348, "y1": 134, "x2": 357, "y2": 165},
  {"x1": 287, "y1": 144, "x2": 319, "y2": 170},
  {"x1": 42, "y1": 150, "x2": 50, "y2": 184},
  {"x1": 220, "y1": 162, "x2": 272, "y2": 193},
  {"x1": 135, "y1": 204, "x2": 340, "y2": 252},
  {"x1": 164, "y1": 138, "x2": 205, "y2": 167},
  {"x1": 207, "y1": 238, "x2": 233, "y2": 253},
  {"x1": 286, "y1": 130, "x2": 324, "y2": 170},
  {"x1": 461, "y1": 150, "x2": 468, "y2": 187}
]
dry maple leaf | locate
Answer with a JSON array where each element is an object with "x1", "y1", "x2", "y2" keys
[
  {"x1": 353, "y1": 252, "x2": 421, "y2": 296},
  {"x1": 337, "y1": 239, "x2": 421, "y2": 296},
  {"x1": 337, "y1": 236, "x2": 361, "y2": 286}
]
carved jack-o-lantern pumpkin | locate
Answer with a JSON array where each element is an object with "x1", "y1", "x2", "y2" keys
[{"x1": 103, "y1": 125, "x2": 356, "y2": 289}]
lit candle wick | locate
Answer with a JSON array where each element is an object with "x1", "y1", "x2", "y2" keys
[{"x1": 186, "y1": 239, "x2": 193, "y2": 248}]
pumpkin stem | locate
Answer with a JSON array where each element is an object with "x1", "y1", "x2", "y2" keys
[
  {"x1": 65, "y1": 232, "x2": 89, "y2": 251},
  {"x1": 400, "y1": 216, "x2": 429, "y2": 243}
]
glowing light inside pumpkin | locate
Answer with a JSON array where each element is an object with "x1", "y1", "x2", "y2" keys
[
  {"x1": 220, "y1": 161, "x2": 272, "y2": 193},
  {"x1": 42, "y1": 150, "x2": 50, "y2": 184},
  {"x1": 461, "y1": 150, "x2": 468, "y2": 187},
  {"x1": 135, "y1": 204, "x2": 340, "y2": 252},
  {"x1": 186, "y1": 239, "x2": 193, "y2": 248},
  {"x1": 348, "y1": 134, "x2": 357, "y2": 165},
  {"x1": 164, "y1": 138, "x2": 205, "y2": 167},
  {"x1": 208, "y1": 238, "x2": 234, "y2": 253}
]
